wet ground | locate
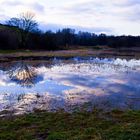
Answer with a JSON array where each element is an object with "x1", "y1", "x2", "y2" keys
[{"x1": 0, "y1": 57, "x2": 140, "y2": 115}]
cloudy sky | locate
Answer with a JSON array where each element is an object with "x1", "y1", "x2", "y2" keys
[{"x1": 0, "y1": 0, "x2": 140, "y2": 35}]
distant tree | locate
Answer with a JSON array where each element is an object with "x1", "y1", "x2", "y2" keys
[
  {"x1": 61, "y1": 28, "x2": 75, "y2": 48},
  {"x1": 6, "y1": 12, "x2": 38, "y2": 49},
  {"x1": 98, "y1": 33, "x2": 107, "y2": 45}
]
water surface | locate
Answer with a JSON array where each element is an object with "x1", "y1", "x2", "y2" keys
[{"x1": 0, "y1": 57, "x2": 140, "y2": 114}]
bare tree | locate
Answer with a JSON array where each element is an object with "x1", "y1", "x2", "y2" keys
[{"x1": 6, "y1": 12, "x2": 38, "y2": 48}]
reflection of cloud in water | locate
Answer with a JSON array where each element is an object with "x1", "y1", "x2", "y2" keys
[
  {"x1": 0, "y1": 80, "x2": 73, "y2": 98},
  {"x1": 0, "y1": 58, "x2": 140, "y2": 114}
]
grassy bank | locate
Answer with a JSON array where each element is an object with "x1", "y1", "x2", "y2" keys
[
  {"x1": 0, "y1": 110, "x2": 140, "y2": 140},
  {"x1": 0, "y1": 47, "x2": 140, "y2": 61}
]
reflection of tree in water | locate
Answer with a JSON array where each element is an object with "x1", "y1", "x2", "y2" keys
[{"x1": 7, "y1": 62, "x2": 37, "y2": 87}]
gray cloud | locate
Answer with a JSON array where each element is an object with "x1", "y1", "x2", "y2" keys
[
  {"x1": 117, "y1": 4, "x2": 140, "y2": 21},
  {"x1": 0, "y1": 0, "x2": 139, "y2": 35},
  {"x1": 31, "y1": 3, "x2": 45, "y2": 13},
  {"x1": 40, "y1": 23, "x2": 114, "y2": 34},
  {"x1": 121, "y1": 0, "x2": 140, "y2": 6},
  {"x1": 62, "y1": 1, "x2": 104, "y2": 15},
  {"x1": 1, "y1": 0, "x2": 23, "y2": 6},
  {"x1": 66, "y1": 0, "x2": 140, "y2": 22}
]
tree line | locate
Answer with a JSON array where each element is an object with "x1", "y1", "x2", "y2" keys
[{"x1": 0, "y1": 12, "x2": 140, "y2": 50}]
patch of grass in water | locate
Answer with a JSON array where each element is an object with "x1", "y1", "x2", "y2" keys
[{"x1": 0, "y1": 110, "x2": 140, "y2": 140}]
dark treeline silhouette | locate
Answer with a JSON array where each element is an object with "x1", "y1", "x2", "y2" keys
[{"x1": 0, "y1": 23, "x2": 140, "y2": 50}]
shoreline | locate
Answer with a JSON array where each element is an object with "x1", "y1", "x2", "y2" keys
[{"x1": 0, "y1": 49, "x2": 140, "y2": 62}]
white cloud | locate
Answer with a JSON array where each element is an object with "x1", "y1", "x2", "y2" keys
[{"x1": 0, "y1": 0, "x2": 140, "y2": 35}]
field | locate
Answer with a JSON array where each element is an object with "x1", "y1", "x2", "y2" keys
[{"x1": 0, "y1": 110, "x2": 140, "y2": 140}]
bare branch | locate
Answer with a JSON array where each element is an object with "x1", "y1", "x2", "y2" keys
[{"x1": 6, "y1": 11, "x2": 38, "y2": 48}]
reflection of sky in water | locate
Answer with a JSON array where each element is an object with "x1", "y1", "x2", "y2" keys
[
  {"x1": 0, "y1": 57, "x2": 140, "y2": 112},
  {"x1": 0, "y1": 80, "x2": 73, "y2": 95}
]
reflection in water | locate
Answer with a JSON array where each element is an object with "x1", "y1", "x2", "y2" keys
[
  {"x1": 0, "y1": 58, "x2": 140, "y2": 115},
  {"x1": 7, "y1": 62, "x2": 38, "y2": 87}
]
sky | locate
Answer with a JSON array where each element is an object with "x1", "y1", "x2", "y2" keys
[{"x1": 0, "y1": 0, "x2": 140, "y2": 35}]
